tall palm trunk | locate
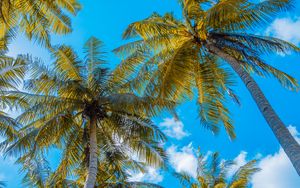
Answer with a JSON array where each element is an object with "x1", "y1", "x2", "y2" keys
[
  {"x1": 84, "y1": 117, "x2": 98, "y2": 188},
  {"x1": 206, "y1": 42, "x2": 300, "y2": 176}
]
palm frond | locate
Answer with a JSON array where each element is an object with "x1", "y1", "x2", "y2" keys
[
  {"x1": 53, "y1": 45, "x2": 82, "y2": 81},
  {"x1": 18, "y1": 153, "x2": 51, "y2": 188},
  {"x1": 1, "y1": 0, "x2": 81, "y2": 49},
  {"x1": 228, "y1": 160, "x2": 260, "y2": 188}
]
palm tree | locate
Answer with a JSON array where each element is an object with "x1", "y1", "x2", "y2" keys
[
  {"x1": 0, "y1": 54, "x2": 25, "y2": 140},
  {"x1": 0, "y1": 0, "x2": 81, "y2": 52},
  {"x1": 114, "y1": 0, "x2": 300, "y2": 174},
  {"x1": 1, "y1": 37, "x2": 172, "y2": 188},
  {"x1": 175, "y1": 151, "x2": 260, "y2": 188}
]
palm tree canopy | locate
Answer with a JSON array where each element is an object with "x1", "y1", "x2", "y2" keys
[
  {"x1": 175, "y1": 151, "x2": 260, "y2": 188},
  {"x1": 0, "y1": 37, "x2": 173, "y2": 186},
  {"x1": 113, "y1": 0, "x2": 300, "y2": 139},
  {"x1": 0, "y1": 0, "x2": 81, "y2": 51}
]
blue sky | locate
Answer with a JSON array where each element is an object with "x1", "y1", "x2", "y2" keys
[{"x1": 1, "y1": 0, "x2": 300, "y2": 187}]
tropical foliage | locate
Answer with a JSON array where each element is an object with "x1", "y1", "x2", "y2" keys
[
  {"x1": 0, "y1": 37, "x2": 172, "y2": 188},
  {"x1": 0, "y1": 0, "x2": 299, "y2": 187},
  {"x1": 0, "y1": 54, "x2": 25, "y2": 141},
  {"x1": 113, "y1": 0, "x2": 300, "y2": 174},
  {"x1": 17, "y1": 153, "x2": 164, "y2": 188},
  {"x1": 175, "y1": 151, "x2": 260, "y2": 188},
  {"x1": 0, "y1": 0, "x2": 81, "y2": 51}
]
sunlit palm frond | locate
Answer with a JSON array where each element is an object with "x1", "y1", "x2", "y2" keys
[
  {"x1": 0, "y1": 28, "x2": 15, "y2": 53},
  {"x1": 19, "y1": 15, "x2": 51, "y2": 47},
  {"x1": 0, "y1": 0, "x2": 81, "y2": 50},
  {"x1": 53, "y1": 45, "x2": 82, "y2": 80},
  {"x1": 210, "y1": 37, "x2": 299, "y2": 91},
  {"x1": 205, "y1": 0, "x2": 293, "y2": 32},
  {"x1": 0, "y1": 55, "x2": 26, "y2": 142},
  {"x1": 228, "y1": 160, "x2": 260, "y2": 188},
  {"x1": 210, "y1": 32, "x2": 300, "y2": 54},
  {"x1": 83, "y1": 37, "x2": 107, "y2": 93},
  {"x1": 0, "y1": 55, "x2": 26, "y2": 89},
  {"x1": 55, "y1": 0, "x2": 82, "y2": 15},
  {"x1": 0, "y1": 111, "x2": 19, "y2": 141}
]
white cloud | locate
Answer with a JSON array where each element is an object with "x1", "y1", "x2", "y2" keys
[
  {"x1": 167, "y1": 143, "x2": 198, "y2": 177},
  {"x1": 252, "y1": 148, "x2": 300, "y2": 188},
  {"x1": 266, "y1": 17, "x2": 300, "y2": 45},
  {"x1": 251, "y1": 125, "x2": 300, "y2": 188},
  {"x1": 159, "y1": 118, "x2": 190, "y2": 140},
  {"x1": 128, "y1": 167, "x2": 163, "y2": 183}
]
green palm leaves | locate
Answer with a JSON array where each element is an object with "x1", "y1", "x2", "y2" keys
[
  {"x1": 0, "y1": 0, "x2": 81, "y2": 51},
  {"x1": 114, "y1": 12, "x2": 239, "y2": 139},
  {"x1": 1, "y1": 37, "x2": 169, "y2": 187},
  {"x1": 115, "y1": 0, "x2": 300, "y2": 175},
  {"x1": 0, "y1": 54, "x2": 25, "y2": 141},
  {"x1": 175, "y1": 151, "x2": 260, "y2": 188},
  {"x1": 0, "y1": 55, "x2": 25, "y2": 93}
]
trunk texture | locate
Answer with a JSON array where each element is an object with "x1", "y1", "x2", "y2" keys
[
  {"x1": 206, "y1": 42, "x2": 300, "y2": 176},
  {"x1": 84, "y1": 117, "x2": 98, "y2": 188}
]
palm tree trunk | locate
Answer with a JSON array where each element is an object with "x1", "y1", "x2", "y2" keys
[
  {"x1": 206, "y1": 42, "x2": 300, "y2": 176},
  {"x1": 84, "y1": 116, "x2": 98, "y2": 188}
]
